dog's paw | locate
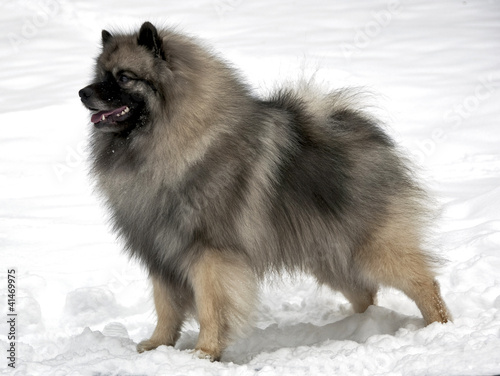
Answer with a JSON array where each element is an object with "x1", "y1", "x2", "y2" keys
[
  {"x1": 191, "y1": 349, "x2": 219, "y2": 362},
  {"x1": 136, "y1": 339, "x2": 160, "y2": 353}
]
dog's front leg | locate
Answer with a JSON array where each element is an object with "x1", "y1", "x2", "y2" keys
[
  {"x1": 188, "y1": 250, "x2": 257, "y2": 361},
  {"x1": 137, "y1": 275, "x2": 189, "y2": 353}
]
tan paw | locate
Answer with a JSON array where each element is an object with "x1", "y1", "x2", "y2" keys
[
  {"x1": 136, "y1": 339, "x2": 161, "y2": 353},
  {"x1": 191, "y1": 349, "x2": 219, "y2": 362}
]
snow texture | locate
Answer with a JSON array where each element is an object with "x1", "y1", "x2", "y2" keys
[{"x1": 1, "y1": 0, "x2": 500, "y2": 375}]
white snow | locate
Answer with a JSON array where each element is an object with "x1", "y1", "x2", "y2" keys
[{"x1": 1, "y1": 0, "x2": 500, "y2": 375}]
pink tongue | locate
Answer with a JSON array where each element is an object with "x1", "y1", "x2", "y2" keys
[{"x1": 91, "y1": 106, "x2": 128, "y2": 124}]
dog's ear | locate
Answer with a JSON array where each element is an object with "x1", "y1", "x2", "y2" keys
[
  {"x1": 102, "y1": 30, "x2": 113, "y2": 45},
  {"x1": 138, "y1": 22, "x2": 166, "y2": 60}
]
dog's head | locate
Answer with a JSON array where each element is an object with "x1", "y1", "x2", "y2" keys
[{"x1": 79, "y1": 22, "x2": 171, "y2": 133}]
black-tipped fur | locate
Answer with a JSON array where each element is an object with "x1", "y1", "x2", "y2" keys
[
  {"x1": 101, "y1": 29, "x2": 113, "y2": 45},
  {"x1": 138, "y1": 21, "x2": 166, "y2": 60}
]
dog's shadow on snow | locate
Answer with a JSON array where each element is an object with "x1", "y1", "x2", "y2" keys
[{"x1": 175, "y1": 305, "x2": 425, "y2": 364}]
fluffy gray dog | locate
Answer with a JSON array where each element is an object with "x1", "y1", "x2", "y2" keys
[{"x1": 79, "y1": 22, "x2": 451, "y2": 361}]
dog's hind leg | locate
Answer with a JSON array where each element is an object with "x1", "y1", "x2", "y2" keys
[
  {"x1": 360, "y1": 251, "x2": 451, "y2": 324},
  {"x1": 400, "y1": 277, "x2": 450, "y2": 324},
  {"x1": 310, "y1": 262, "x2": 377, "y2": 314},
  {"x1": 137, "y1": 275, "x2": 190, "y2": 353},
  {"x1": 188, "y1": 250, "x2": 257, "y2": 361},
  {"x1": 356, "y1": 210, "x2": 452, "y2": 324},
  {"x1": 341, "y1": 287, "x2": 378, "y2": 314}
]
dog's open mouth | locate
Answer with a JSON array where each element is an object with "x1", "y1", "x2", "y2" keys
[{"x1": 91, "y1": 106, "x2": 131, "y2": 124}]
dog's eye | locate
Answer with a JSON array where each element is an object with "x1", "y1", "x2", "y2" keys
[{"x1": 118, "y1": 74, "x2": 132, "y2": 84}]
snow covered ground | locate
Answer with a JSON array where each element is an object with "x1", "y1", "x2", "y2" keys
[{"x1": 1, "y1": 0, "x2": 500, "y2": 375}]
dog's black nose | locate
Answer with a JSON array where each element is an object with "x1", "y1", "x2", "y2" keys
[{"x1": 79, "y1": 87, "x2": 93, "y2": 100}]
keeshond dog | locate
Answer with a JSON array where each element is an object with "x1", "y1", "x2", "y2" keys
[{"x1": 79, "y1": 22, "x2": 451, "y2": 361}]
